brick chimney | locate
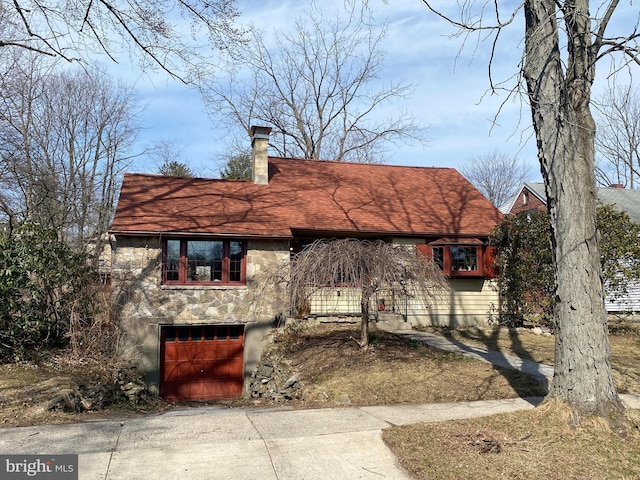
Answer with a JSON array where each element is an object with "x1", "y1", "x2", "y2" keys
[
  {"x1": 608, "y1": 183, "x2": 625, "y2": 189},
  {"x1": 250, "y1": 126, "x2": 272, "y2": 185}
]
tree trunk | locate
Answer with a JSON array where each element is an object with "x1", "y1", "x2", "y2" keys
[
  {"x1": 360, "y1": 293, "x2": 371, "y2": 349},
  {"x1": 523, "y1": 0, "x2": 622, "y2": 418}
]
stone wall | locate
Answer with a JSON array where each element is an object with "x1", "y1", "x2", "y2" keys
[{"x1": 111, "y1": 236, "x2": 290, "y2": 393}]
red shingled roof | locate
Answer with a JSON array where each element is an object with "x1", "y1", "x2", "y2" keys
[{"x1": 110, "y1": 157, "x2": 502, "y2": 238}]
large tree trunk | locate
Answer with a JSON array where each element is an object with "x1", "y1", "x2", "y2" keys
[{"x1": 523, "y1": 0, "x2": 622, "y2": 418}]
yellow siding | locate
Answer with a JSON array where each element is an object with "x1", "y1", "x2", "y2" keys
[
  {"x1": 308, "y1": 279, "x2": 500, "y2": 327},
  {"x1": 409, "y1": 278, "x2": 500, "y2": 327},
  {"x1": 310, "y1": 288, "x2": 362, "y2": 314}
]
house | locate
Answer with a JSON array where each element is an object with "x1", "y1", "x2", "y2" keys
[
  {"x1": 109, "y1": 126, "x2": 502, "y2": 401},
  {"x1": 506, "y1": 182, "x2": 640, "y2": 222},
  {"x1": 505, "y1": 182, "x2": 640, "y2": 312}
]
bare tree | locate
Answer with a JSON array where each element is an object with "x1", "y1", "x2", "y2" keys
[
  {"x1": 253, "y1": 239, "x2": 448, "y2": 349},
  {"x1": 416, "y1": 1, "x2": 640, "y2": 422},
  {"x1": 0, "y1": 0, "x2": 246, "y2": 81},
  {"x1": 0, "y1": 53, "x2": 139, "y2": 250},
  {"x1": 595, "y1": 83, "x2": 640, "y2": 188},
  {"x1": 461, "y1": 150, "x2": 534, "y2": 208},
  {"x1": 203, "y1": 8, "x2": 424, "y2": 162},
  {"x1": 149, "y1": 139, "x2": 196, "y2": 177}
]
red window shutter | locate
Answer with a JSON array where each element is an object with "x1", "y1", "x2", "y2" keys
[
  {"x1": 416, "y1": 244, "x2": 432, "y2": 257},
  {"x1": 484, "y1": 246, "x2": 499, "y2": 279}
]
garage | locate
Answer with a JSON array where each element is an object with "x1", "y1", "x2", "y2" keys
[{"x1": 160, "y1": 324, "x2": 244, "y2": 401}]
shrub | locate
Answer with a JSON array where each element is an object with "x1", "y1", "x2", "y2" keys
[
  {"x1": 490, "y1": 204, "x2": 640, "y2": 327},
  {"x1": 0, "y1": 223, "x2": 100, "y2": 360}
]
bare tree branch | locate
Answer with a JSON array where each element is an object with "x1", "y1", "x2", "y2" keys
[
  {"x1": 461, "y1": 150, "x2": 535, "y2": 208},
  {"x1": 204, "y1": 8, "x2": 425, "y2": 163},
  {"x1": 249, "y1": 239, "x2": 448, "y2": 349},
  {"x1": 1, "y1": 0, "x2": 247, "y2": 81},
  {"x1": 0, "y1": 53, "x2": 140, "y2": 249}
]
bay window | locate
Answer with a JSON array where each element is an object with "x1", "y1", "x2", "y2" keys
[
  {"x1": 163, "y1": 239, "x2": 246, "y2": 285},
  {"x1": 419, "y1": 240, "x2": 497, "y2": 278}
]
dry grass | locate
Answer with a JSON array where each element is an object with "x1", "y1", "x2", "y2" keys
[
  {"x1": 0, "y1": 359, "x2": 166, "y2": 428},
  {"x1": 0, "y1": 363, "x2": 81, "y2": 427},
  {"x1": 383, "y1": 402, "x2": 640, "y2": 480},
  {"x1": 379, "y1": 321, "x2": 640, "y2": 480},
  {"x1": 421, "y1": 321, "x2": 640, "y2": 394},
  {"x1": 268, "y1": 323, "x2": 545, "y2": 406}
]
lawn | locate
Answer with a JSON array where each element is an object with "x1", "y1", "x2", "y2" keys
[
  {"x1": 384, "y1": 321, "x2": 640, "y2": 479},
  {"x1": 1, "y1": 321, "x2": 639, "y2": 479},
  {"x1": 383, "y1": 402, "x2": 640, "y2": 480},
  {"x1": 420, "y1": 320, "x2": 640, "y2": 394}
]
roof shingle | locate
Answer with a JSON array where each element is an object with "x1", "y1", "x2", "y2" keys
[{"x1": 110, "y1": 157, "x2": 502, "y2": 238}]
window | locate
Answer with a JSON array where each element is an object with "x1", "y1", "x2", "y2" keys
[
  {"x1": 432, "y1": 246, "x2": 445, "y2": 270},
  {"x1": 436, "y1": 244, "x2": 482, "y2": 276},
  {"x1": 450, "y1": 246, "x2": 478, "y2": 272},
  {"x1": 419, "y1": 241, "x2": 496, "y2": 278},
  {"x1": 163, "y1": 239, "x2": 246, "y2": 285}
]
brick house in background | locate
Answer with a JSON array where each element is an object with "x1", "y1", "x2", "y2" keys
[
  {"x1": 108, "y1": 126, "x2": 503, "y2": 402},
  {"x1": 503, "y1": 182, "x2": 548, "y2": 215},
  {"x1": 506, "y1": 182, "x2": 640, "y2": 223}
]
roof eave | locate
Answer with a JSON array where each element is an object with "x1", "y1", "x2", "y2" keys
[
  {"x1": 289, "y1": 227, "x2": 494, "y2": 238},
  {"x1": 108, "y1": 229, "x2": 294, "y2": 240}
]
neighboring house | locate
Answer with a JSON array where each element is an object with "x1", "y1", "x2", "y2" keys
[
  {"x1": 505, "y1": 182, "x2": 640, "y2": 313},
  {"x1": 109, "y1": 126, "x2": 502, "y2": 401}
]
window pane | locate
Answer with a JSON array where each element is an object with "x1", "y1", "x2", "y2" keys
[
  {"x1": 187, "y1": 240, "x2": 222, "y2": 281},
  {"x1": 191, "y1": 327, "x2": 203, "y2": 341},
  {"x1": 432, "y1": 247, "x2": 445, "y2": 270},
  {"x1": 177, "y1": 327, "x2": 190, "y2": 342},
  {"x1": 166, "y1": 240, "x2": 180, "y2": 281},
  {"x1": 216, "y1": 327, "x2": 228, "y2": 340},
  {"x1": 164, "y1": 326, "x2": 176, "y2": 342},
  {"x1": 229, "y1": 326, "x2": 242, "y2": 339},
  {"x1": 451, "y1": 247, "x2": 478, "y2": 271},
  {"x1": 204, "y1": 326, "x2": 215, "y2": 340},
  {"x1": 229, "y1": 241, "x2": 243, "y2": 282}
]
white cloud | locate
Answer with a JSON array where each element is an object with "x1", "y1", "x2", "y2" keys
[{"x1": 124, "y1": 0, "x2": 636, "y2": 181}]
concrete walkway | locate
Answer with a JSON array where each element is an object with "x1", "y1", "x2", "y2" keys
[
  {"x1": 0, "y1": 397, "x2": 543, "y2": 480},
  {"x1": 1, "y1": 332, "x2": 638, "y2": 480}
]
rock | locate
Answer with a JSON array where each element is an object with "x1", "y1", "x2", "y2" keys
[
  {"x1": 282, "y1": 375, "x2": 299, "y2": 390},
  {"x1": 47, "y1": 388, "x2": 82, "y2": 412},
  {"x1": 334, "y1": 393, "x2": 351, "y2": 406},
  {"x1": 531, "y1": 327, "x2": 543, "y2": 335},
  {"x1": 115, "y1": 368, "x2": 149, "y2": 404},
  {"x1": 248, "y1": 349, "x2": 303, "y2": 403},
  {"x1": 314, "y1": 391, "x2": 329, "y2": 402}
]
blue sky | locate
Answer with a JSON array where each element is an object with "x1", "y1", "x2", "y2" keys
[{"x1": 122, "y1": 1, "x2": 638, "y2": 179}]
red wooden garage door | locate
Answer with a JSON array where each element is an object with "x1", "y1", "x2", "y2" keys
[{"x1": 160, "y1": 325, "x2": 244, "y2": 401}]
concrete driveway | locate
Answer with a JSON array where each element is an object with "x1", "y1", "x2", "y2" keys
[{"x1": 0, "y1": 398, "x2": 542, "y2": 480}]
